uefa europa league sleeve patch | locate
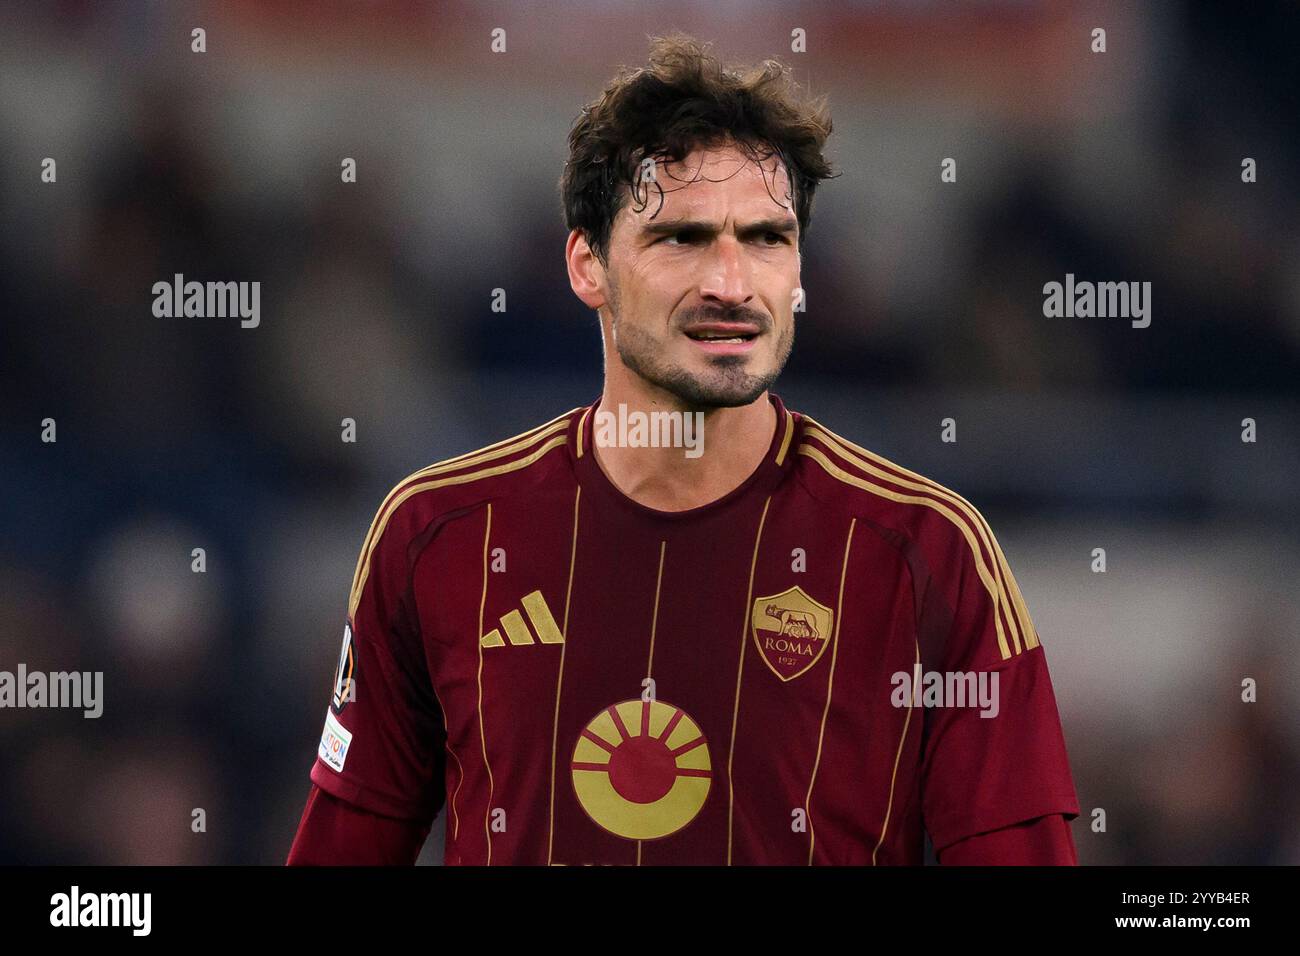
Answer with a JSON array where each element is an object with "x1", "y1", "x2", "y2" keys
[{"x1": 318, "y1": 708, "x2": 353, "y2": 773}]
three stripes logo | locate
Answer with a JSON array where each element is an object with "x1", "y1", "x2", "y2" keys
[{"x1": 480, "y1": 590, "x2": 565, "y2": 648}]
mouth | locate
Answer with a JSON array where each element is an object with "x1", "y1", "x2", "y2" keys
[{"x1": 682, "y1": 323, "x2": 762, "y2": 354}]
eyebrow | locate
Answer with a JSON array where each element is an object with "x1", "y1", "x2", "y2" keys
[{"x1": 639, "y1": 216, "x2": 798, "y2": 239}]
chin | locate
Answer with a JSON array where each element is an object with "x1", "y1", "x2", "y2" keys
[{"x1": 671, "y1": 373, "x2": 774, "y2": 409}]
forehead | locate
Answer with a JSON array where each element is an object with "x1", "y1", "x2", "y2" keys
[{"x1": 620, "y1": 141, "x2": 794, "y2": 226}]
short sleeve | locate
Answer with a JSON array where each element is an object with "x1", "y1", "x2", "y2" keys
[
  {"x1": 936, "y1": 813, "x2": 1078, "y2": 865},
  {"x1": 918, "y1": 518, "x2": 1080, "y2": 853},
  {"x1": 308, "y1": 497, "x2": 446, "y2": 823}
]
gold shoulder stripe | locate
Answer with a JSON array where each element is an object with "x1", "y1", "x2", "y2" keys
[
  {"x1": 347, "y1": 433, "x2": 568, "y2": 620},
  {"x1": 775, "y1": 408, "x2": 795, "y2": 466},
  {"x1": 803, "y1": 419, "x2": 1038, "y2": 654},
  {"x1": 802, "y1": 427, "x2": 1028, "y2": 657},
  {"x1": 575, "y1": 406, "x2": 593, "y2": 459},
  {"x1": 425, "y1": 409, "x2": 579, "y2": 472},
  {"x1": 347, "y1": 411, "x2": 578, "y2": 610},
  {"x1": 805, "y1": 420, "x2": 1036, "y2": 644},
  {"x1": 797, "y1": 442, "x2": 1017, "y2": 660},
  {"x1": 358, "y1": 409, "x2": 575, "y2": 548}
]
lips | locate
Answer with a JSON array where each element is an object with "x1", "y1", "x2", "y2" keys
[{"x1": 682, "y1": 322, "x2": 761, "y2": 345}]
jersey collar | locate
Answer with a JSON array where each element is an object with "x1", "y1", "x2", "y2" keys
[{"x1": 568, "y1": 392, "x2": 800, "y2": 522}]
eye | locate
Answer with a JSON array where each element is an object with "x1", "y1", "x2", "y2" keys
[
  {"x1": 762, "y1": 231, "x2": 789, "y2": 245},
  {"x1": 662, "y1": 230, "x2": 702, "y2": 246}
]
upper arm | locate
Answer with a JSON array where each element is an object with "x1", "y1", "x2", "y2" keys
[
  {"x1": 306, "y1": 495, "x2": 447, "y2": 825},
  {"x1": 916, "y1": 512, "x2": 1081, "y2": 853}
]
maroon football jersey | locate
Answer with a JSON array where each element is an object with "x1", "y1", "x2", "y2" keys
[{"x1": 308, "y1": 394, "x2": 1080, "y2": 864}]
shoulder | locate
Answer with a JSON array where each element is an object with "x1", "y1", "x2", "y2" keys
[
  {"x1": 346, "y1": 406, "x2": 582, "y2": 611},
  {"x1": 791, "y1": 412, "x2": 1012, "y2": 580},
  {"x1": 791, "y1": 411, "x2": 1040, "y2": 661},
  {"x1": 379, "y1": 406, "x2": 579, "y2": 525}
]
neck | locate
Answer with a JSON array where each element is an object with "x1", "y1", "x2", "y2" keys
[{"x1": 590, "y1": 382, "x2": 777, "y2": 512}]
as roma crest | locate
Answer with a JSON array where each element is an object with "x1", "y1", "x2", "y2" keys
[{"x1": 751, "y1": 586, "x2": 834, "y2": 681}]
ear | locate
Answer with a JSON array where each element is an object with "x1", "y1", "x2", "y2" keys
[{"x1": 566, "y1": 228, "x2": 606, "y2": 311}]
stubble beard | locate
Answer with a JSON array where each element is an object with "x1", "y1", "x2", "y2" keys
[{"x1": 608, "y1": 295, "x2": 794, "y2": 410}]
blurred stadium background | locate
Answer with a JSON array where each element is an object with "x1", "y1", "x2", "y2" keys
[{"x1": 1, "y1": 0, "x2": 1297, "y2": 864}]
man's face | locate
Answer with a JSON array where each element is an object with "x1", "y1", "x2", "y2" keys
[{"x1": 599, "y1": 141, "x2": 800, "y2": 408}]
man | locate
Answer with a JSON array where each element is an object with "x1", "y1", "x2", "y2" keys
[{"x1": 288, "y1": 34, "x2": 1079, "y2": 865}]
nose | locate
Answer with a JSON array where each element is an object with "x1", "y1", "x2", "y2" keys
[{"x1": 699, "y1": 235, "x2": 754, "y2": 309}]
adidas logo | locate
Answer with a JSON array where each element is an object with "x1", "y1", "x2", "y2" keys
[{"x1": 481, "y1": 590, "x2": 565, "y2": 648}]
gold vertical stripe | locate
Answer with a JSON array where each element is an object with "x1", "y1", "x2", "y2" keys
[
  {"x1": 873, "y1": 639, "x2": 920, "y2": 865},
  {"x1": 726, "y1": 495, "x2": 772, "y2": 865},
  {"x1": 796, "y1": 444, "x2": 1014, "y2": 660},
  {"x1": 805, "y1": 517, "x2": 856, "y2": 865},
  {"x1": 522, "y1": 591, "x2": 565, "y2": 644},
  {"x1": 638, "y1": 539, "x2": 668, "y2": 868},
  {"x1": 500, "y1": 609, "x2": 534, "y2": 646},
  {"x1": 547, "y1": 486, "x2": 581, "y2": 865},
  {"x1": 475, "y1": 503, "x2": 495, "y2": 865},
  {"x1": 348, "y1": 435, "x2": 566, "y2": 619},
  {"x1": 645, "y1": 541, "x2": 667, "y2": 678},
  {"x1": 804, "y1": 422, "x2": 1035, "y2": 656},
  {"x1": 427, "y1": 679, "x2": 464, "y2": 845}
]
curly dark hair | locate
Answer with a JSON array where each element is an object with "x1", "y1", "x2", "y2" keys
[{"x1": 559, "y1": 33, "x2": 836, "y2": 267}]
